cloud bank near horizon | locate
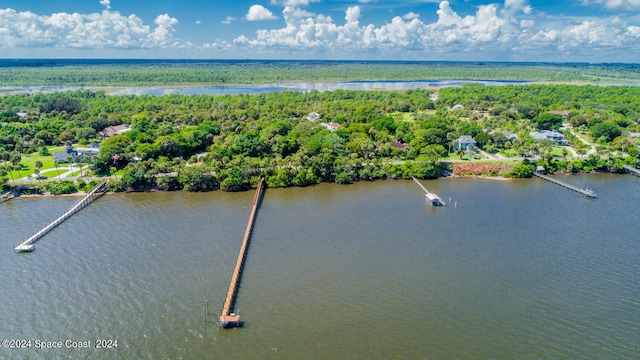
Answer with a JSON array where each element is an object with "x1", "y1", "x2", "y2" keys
[{"x1": 1, "y1": 0, "x2": 640, "y2": 62}]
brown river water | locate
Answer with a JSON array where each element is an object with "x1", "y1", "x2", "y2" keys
[{"x1": 1, "y1": 175, "x2": 638, "y2": 359}]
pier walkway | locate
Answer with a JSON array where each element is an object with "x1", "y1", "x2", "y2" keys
[
  {"x1": 411, "y1": 177, "x2": 445, "y2": 206},
  {"x1": 623, "y1": 165, "x2": 640, "y2": 177},
  {"x1": 14, "y1": 179, "x2": 108, "y2": 253},
  {"x1": 533, "y1": 173, "x2": 597, "y2": 198},
  {"x1": 220, "y1": 179, "x2": 265, "y2": 328}
]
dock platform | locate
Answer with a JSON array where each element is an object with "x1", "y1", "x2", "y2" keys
[
  {"x1": 411, "y1": 177, "x2": 445, "y2": 206},
  {"x1": 0, "y1": 191, "x2": 14, "y2": 204},
  {"x1": 14, "y1": 179, "x2": 108, "y2": 253},
  {"x1": 220, "y1": 179, "x2": 265, "y2": 328},
  {"x1": 533, "y1": 172, "x2": 596, "y2": 198},
  {"x1": 623, "y1": 165, "x2": 640, "y2": 177}
]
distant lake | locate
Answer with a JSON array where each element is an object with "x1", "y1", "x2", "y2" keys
[
  {"x1": 106, "y1": 80, "x2": 532, "y2": 96},
  {"x1": 1, "y1": 80, "x2": 530, "y2": 96},
  {"x1": 6, "y1": 79, "x2": 640, "y2": 96}
]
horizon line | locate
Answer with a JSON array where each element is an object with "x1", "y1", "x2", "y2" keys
[{"x1": 0, "y1": 58, "x2": 638, "y2": 65}]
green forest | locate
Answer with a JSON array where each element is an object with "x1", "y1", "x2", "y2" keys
[
  {"x1": 1, "y1": 83, "x2": 640, "y2": 194},
  {"x1": 2, "y1": 61, "x2": 640, "y2": 87}
]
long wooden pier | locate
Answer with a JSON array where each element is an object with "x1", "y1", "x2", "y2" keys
[
  {"x1": 14, "y1": 179, "x2": 108, "y2": 253},
  {"x1": 623, "y1": 165, "x2": 640, "y2": 177},
  {"x1": 220, "y1": 178, "x2": 265, "y2": 328},
  {"x1": 533, "y1": 172, "x2": 597, "y2": 198},
  {"x1": 411, "y1": 177, "x2": 445, "y2": 206}
]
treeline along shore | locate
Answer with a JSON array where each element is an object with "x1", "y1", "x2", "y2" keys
[{"x1": 1, "y1": 74, "x2": 640, "y2": 195}]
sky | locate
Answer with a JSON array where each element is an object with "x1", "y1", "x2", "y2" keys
[{"x1": 1, "y1": 0, "x2": 640, "y2": 62}]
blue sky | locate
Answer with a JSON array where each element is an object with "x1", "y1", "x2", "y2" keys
[{"x1": 1, "y1": 0, "x2": 640, "y2": 62}]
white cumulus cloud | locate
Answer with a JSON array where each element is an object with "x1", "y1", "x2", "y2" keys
[
  {"x1": 0, "y1": 8, "x2": 178, "y2": 49},
  {"x1": 246, "y1": 5, "x2": 278, "y2": 21},
  {"x1": 3, "y1": 0, "x2": 640, "y2": 61},
  {"x1": 403, "y1": 12, "x2": 420, "y2": 20},
  {"x1": 345, "y1": 6, "x2": 360, "y2": 24},
  {"x1": 219, "y1": 0, "x2": 640, "y2": 61}
]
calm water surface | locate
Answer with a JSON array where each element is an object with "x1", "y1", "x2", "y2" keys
[
  {"x1": 0, "y1": 175, "x2": 638, "y2": 359},
  {"x1": 1, "y1": 80, "x2": 527, "y2": 97}
]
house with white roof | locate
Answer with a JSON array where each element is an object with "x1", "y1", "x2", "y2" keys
[
  {"x1": 320, "y1": 122, "x2": 341, "y2": 131},
  {"x1": 530, "y1": 130, "x2": 568, "y2": 145}
]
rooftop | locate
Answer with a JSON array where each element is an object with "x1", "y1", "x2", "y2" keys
[{"x1": 98, "y1": 124, "x2": 131, "y2": 138}]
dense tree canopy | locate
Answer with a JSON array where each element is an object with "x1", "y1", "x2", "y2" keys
[{"x1": 1, "y1": 83, "x2": 639, "y2": 192}]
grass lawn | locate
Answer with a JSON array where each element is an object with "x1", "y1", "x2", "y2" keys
[
  {"x1": 4, "y1": 145, "x2": 95, "y2": 180},
  {"x1": 550, "y1": 147, "x2": 570, "y2": 158},
  {"x1": 43, "y1": 170, "x2": 65, "y2": 179},
  {"x1": 18, "y1": 152, "x2": 56, "y2": 171},
  {"x1": 391, "y1": 110, "x2": 437, "y2": 122},
  {"x1": 66, "y1": 166, "x2": 90, "y2": 177}
]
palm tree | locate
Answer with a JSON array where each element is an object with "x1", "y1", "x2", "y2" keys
[
  {"x1": 14, "y1": 164, "x2": 24, "y2": 186},
  {"x1": 34, "y1": 168, "x2": 41, "y2": 186},
  {"x1": 446, "y1": 133, "x2": 458, "y2": 155},
  {"x1": 3, "y1": 164, "x2": 16, "y2": 186},
  {"x1": 67, "y1": 155, "x2": 73, "y2": 178},
  {"x1": 0, "y1": 150, "x2": 9, "y2": 166},
  {"x1": 10, "y1": 152, "x2": 24, "y2": 186}
]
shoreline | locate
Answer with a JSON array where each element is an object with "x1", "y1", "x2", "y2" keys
[{"x1": 8, "y1": 171, "x2": 613, "y2": 200}]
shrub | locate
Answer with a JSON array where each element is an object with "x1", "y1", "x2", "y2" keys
[
  {"x1": 504, "y1": 161, "x2": 535, "y2": 178},
  {"x1": 46, "y1": 180, "x2": 77, "y2": 195}
]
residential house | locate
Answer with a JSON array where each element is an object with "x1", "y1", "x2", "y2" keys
[
  {"x1": 455, "y1": 135, "x2": 476, "y2": 151},
  {"x1": 98, "y1": 124, "x2": 131, "y2": 139},
  {"x1": 76, "y1": 147, "x2": 99, "y2": 157},
  {"x1": 489, "y1": 130, "x2": 518, "y2": 142},
  {"x1": 320, "y1": 122, "x2": 341, "y2": 131},
  {"x1": 53, "y1": 150, "x2": 76, "y2": 163},
  {"x1": 54, "y1": 145, "x2": 99, "y2": 163},
  {"x1": 390, "y1": 142, "x2": 410, "y2": 150},
  {"x1": 548, "y1": 110, "x2": 570, "y2": 117},
  {"x1": 530, "y1": 130, "x2": 568, "y2": 145},
  {"x1": 306, "y1": 112, "x2": 321, "y2": 122}
]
